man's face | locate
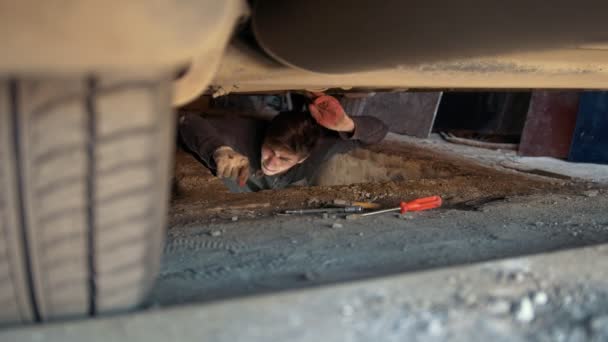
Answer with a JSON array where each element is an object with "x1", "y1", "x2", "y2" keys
[{"x1": 260, "y1": 144, "x2": 307, "y2": 176}]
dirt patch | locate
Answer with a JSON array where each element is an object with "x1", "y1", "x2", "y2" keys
[{"x1": 170, "y1": 140, "x2": 578, "y2": 228}]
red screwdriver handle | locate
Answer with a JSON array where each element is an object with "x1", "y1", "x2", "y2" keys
[{"x1": 400, "y1": 196, "x2": 442, "y2": 213}]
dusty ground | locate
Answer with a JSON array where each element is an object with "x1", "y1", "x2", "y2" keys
[
  {"x1": 152, "y1": 137, "x2": 608, "y2": 310},
  {"x1": 6, "y1": 137, "x2": 608, "y2": 341},
  {"x1": 170, "y1": 138, "x2": 579, "y2": 226}
]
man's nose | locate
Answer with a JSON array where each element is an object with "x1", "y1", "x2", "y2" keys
[{"x1": 267, "y1": 156, "x2": 279, "y2": 167}]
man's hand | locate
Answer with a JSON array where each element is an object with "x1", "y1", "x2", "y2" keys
[
  {"x1": 213, "y1": 146, "x2": 250, "y2": 186},
  {"x1": 308, "y1": 95, "x2": 355, "y2": 133}
]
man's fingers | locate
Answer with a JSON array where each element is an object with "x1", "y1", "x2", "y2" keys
[
  {"x1": 214, "y1": 148, "x2": 250, "y2": 184},
  {"x1": 216, "y1": 161, "x2": 228, "y2": 178},
  {"x1": 229, "y1": 165, "x2": 239, "y2": 180},
  {"x1": 237, "y1": 165, "x2": 250, "y2": 187}
]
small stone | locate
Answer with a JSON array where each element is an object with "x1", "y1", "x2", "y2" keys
[
  {"x1": 307, "y1": 197, "x2": 320, "y2": 206},
  {"x1": 535, "y1": 221, "x2": 545, "y2": 227},
  {"x1": 590, "y1": 315, "x2": 608, "y2": 335},
  {"x1": 322, "y1": 213, "x2": 329, "y2": 219},
  {"x1": 487, "y1": 299, "x2": 511, "y2": 315},
  {"x1": 419, "y1": 300, "x2": 432, "y2": 310},
  {"x1": 514, "y1": 297, "x2": 535, "y2": 323},
  {"x1": 341, "y1": 305, "x2": 354, "y2": 317},
  {"x1": 231, "y1": 216, "x2": 239, "y2": 222},
  {"x1": 584, "y1": 190, "x2": 599, "y2": 198},
  {"x1": 532, "y1": 291, "x2": 548, "y2": 306},
  {"x1": 567, "y1": 327, "x2": 588, "y2": 342},
  {"x1": 358, "y1": 232, "x2": 364, "y2": 236},
  {"x1": 332, "y1": 222, "x2": 343, "y2": 229},
  {"x1": 302, "y1": 271, "x2": 317, "y2": 281},
  {"x1": 509, "y1": 271, "x2": 525, "y2": 283},
  {"x1": 333, "y1": 199, "x2": 348, "y2": 206},
  {"x1": 464, "y1": 293, "x2": 477, "y2": 305},
  {"x1": 426, "y1": 319, "x2": 443, "y2": 336},
  {"x1": 209, "y1": 230, "x2": 222, "y2": 237}
]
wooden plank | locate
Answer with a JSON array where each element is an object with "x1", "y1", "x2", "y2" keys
[
  {"x1": 519, "y1": 91, "x2": 579, "y2": 158},
  {"x1": 569, "y1": 92, "x2": 608, "y2": 164}
]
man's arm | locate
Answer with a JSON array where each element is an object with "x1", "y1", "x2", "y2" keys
[
  {"x1": 178, "y1": 113, "x2": 226, "y2": 167},
  {"x1": 178, "y1": 113, "x2": 250, "y2": 186},
  {"x1": 339, "y1": 116, "x2": 388, "y2": 145}
]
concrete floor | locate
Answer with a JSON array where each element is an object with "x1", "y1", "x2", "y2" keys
[
  {"x1": 3, "y1": 136, "x2": 608, "y2": 341},
  {"x1": 150, "y1": 191, "x2": 608, "y2": 308},
  {"x1": 5, "y1": 238, "x2": 608, "y2": 341}
]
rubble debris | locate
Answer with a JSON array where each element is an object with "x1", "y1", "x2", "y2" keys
[
  {"x1": 341, "y1": 305, "x2": 354, "y2": 317},
  {"x1": 232, "y1": 216, "x2": 239, "y2": 222},
  {"x1": 426, "y1": 319, "x2": 443, "y2": 337},
  {"x1": 209, "y1": 230, "x2": 222, "y2": 237},
  {"x1": 507, "y1": 271, "x2": 526, "y2": 283},
  {"x1": 397, "y1": 213, "x2": 414, "y2": 220},
  {"x1": 322, "y1": 213, "x2": 329, "y2": 219},
  {"x1": 532, "y1": 291, "x2": 549, "y2": 306},
  {"x1": 486, "y1": 299, "x2": 511, "y2": 315},
  {"x1": 332, "y1": 222, "x2": 344, "y2": 229},
  {"x1": 584, "y1": 190, "x2": 599, "y2": 198},
  {"x1": 514, "y1": 297, "x2": 535, "y2": 323},
  {"x1": 333, "y1": 199, "x2": 348, "y2": 206},
  {"x1": 568, "y1": 327, "x2": 588, "y2": 342},
  {"x1": 464, "y1": 293, "x2": 477, "y2": 306},
  {"x1": 590, "y1": 315, "x2": 608, "y2": 336},
  {"x1": 301, "y1": 271, "x2": 318, "y2": 281},
  {"x1": 307, "y1": 197, "x2": 320, "y2": 206}
]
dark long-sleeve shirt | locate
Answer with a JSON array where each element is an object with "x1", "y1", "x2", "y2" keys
[{"x1": 179, "y1": 112, "x2": 388, "y2": 192}]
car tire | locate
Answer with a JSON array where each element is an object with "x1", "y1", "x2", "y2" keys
[{"x1": 0, "y1": 76, "x2": 173, "y2": 324}]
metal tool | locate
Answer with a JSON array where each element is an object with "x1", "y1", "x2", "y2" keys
[
  {"x1": 332, "y1": 199, "x2": 381, "y2": 209},
  {"x1": 346, "y1": 196, "x2": 442, "y2": 220},
  {"x1": 283, "y1": 206, "x2": 363, "y2": 215}
]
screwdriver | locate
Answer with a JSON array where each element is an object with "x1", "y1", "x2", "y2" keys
[
  {"x1": 283, "y1": 206, "x2": 363, "y2": 215},
  {"x1": 346, "y1": 196, "x2": 442, "y2": 220}
]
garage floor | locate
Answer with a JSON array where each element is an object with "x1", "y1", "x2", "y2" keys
[
  {"x1": 148, "y1": 135, "x2": 608, "y2": 309},
  {"x1": 5, "y1": 134, "x2": 608, "y2": 341}
]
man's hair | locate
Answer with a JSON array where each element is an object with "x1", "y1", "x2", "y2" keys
[{"x1": 264, "y1": 111, "x2": 322, "y2": 157}]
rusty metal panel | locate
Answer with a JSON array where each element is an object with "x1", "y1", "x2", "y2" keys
[
  {"x1": 519, "y1": 91, "x2": 579, "y2": 158},
  {"x1": 341, "y1": 92, "x2": 442, "y2": 138}
]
